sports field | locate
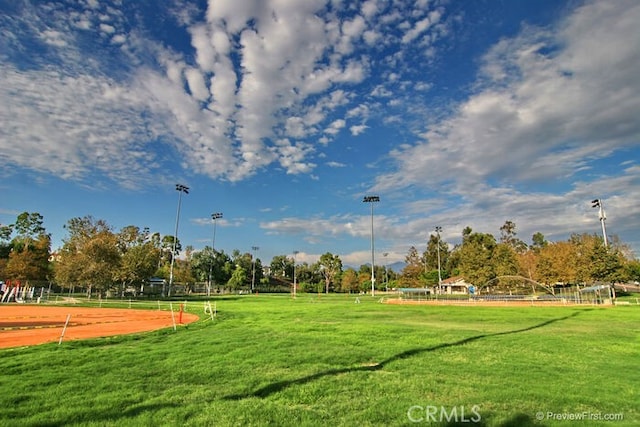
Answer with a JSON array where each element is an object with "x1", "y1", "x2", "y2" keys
[{"x1": 0, "y1": 294, "x2": 638, "y2": 426}]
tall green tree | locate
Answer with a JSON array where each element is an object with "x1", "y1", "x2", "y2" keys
[
  {"x1": 5, "y1": 234, "x2": 51, "y2": 284},
  {"x1": 493, "y1": 243, "x2": 520, "y2": 289},
  {"x1": 190, "y1": 247, "x2": 233, "y2": 292},
  {"x1": 458, "y1": 231, "x2": 497, "y2": 287},
  {"x1": 531, "y1": 232, "x2": 547, "y2": 252},
  {"x1": 625, "y1": 260, "x2": 640, "y2": 283},
  {"x1": 54, "y1": 216, "x2": 119, "y2": 296},
  {"x1": 499, "y1": 220, "x2": 527, "y2": 253},
  {"x1": 340, "y1": 268, "x2": 359, "y2": 293},
  {"x1": 227, "y1": 266, "x2": 248, "y2": 290},
  {"x1": 316, "y1": 252, "x2": 342, "y2": 293},
  {"x1": 270, "y1": 255, "x2": 294, "y2": 280},
  {"x1": 535, "y1": 241, "x2": 578, "y2": 285},
  {"x1": 114, "y1": 226, "x2": 160, "y2": 296},
  {"x1": 401, "y1": 246, "x2": 424, "y2": 288},
  {"x1": 423, "y1": 233, "x2": 450, "y2": 282},
  {"x1": 231, "y1": 249, "x2": 262, "y2": 289},
  {"x1": 2, "y1": 212, "x2": 51, "y2": 284}
]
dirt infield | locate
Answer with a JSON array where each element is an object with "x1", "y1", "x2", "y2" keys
[{"x1": 0, "y1": 305, "x2": 199, "y2": 349}]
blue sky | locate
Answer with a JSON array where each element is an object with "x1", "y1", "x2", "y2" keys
[{"x1": 1, "y1": 0, "x2": 639, "y2": 267}]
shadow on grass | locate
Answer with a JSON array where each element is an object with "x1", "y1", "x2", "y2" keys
[
  {"x1": 440, "y1": 412, "x2": 541, "y2": 426},
  {"x1": 36, "y1": 402, "x2": 182, "y2": 426},
  {"x1": 224, "y1": 312, "x2": 581, "y2": 400}
]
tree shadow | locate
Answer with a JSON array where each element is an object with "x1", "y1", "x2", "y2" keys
[
  {"x1": 442, "y1": 412, "x2": 541, "y2": 426},
  {"x1": 224, "y1": 312, "x2": 581, "y2": 400},
  {"x1": 37, "y1": 402, "x2": 182, "y2": 426}
]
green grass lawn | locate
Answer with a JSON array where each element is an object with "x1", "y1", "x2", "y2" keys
[{"x1": 1, "y1": 295, "x2": 638, "y2": 426}]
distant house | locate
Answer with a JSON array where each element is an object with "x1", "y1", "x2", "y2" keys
[{"x1": 438, "y1": 276, "x2": 474, "y2": 295}]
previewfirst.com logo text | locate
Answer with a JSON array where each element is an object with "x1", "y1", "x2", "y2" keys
[{"x1": 407, "y1": 405, "x2": 482, "y2": 423}]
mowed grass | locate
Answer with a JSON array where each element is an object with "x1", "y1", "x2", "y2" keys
[{"x1": 1, "y1": 295, "x2": 639, "y2": 426}]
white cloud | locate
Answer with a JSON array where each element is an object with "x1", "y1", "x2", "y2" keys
[
  {"x1": 361, "y1": 0, "x2": 380, "y2": 20},
  {"x1": 0, "y1": 66, "x2": 160, "y2": 188},
  {"x1": 362, "y1": 29, "x2": 381, "y2": 45},
  {"x1": 99, "y1": 23, "x2": 115, "y2": 34},
  {"x1": 275, "y1": 139, "x2": 316, "y2": 175},
  {"x1": 325, "y1": 119, "x2": 346, "y2": 135},
  {"x1": 41, "y1": 30, "x2": 68, "y2": 47},
  {"x1": 326, "y1": 161, "x2": 347, "y2": 168},
  {"x1": 350, "y1": 124, "x2": 368, "y2": 135},
  {"x1": 111, "y1": 34, "x2": 126, "y2": 44}
]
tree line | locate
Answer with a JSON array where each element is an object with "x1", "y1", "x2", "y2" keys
[
  {"x1": 1, "y1": 213, "x2": 638, "y2": 297},
  {"x1": 400, "y1": 220, "x2": 640, "y2": 291}
]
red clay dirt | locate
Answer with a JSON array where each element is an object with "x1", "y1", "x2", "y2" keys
[{"x1": 0, "y1": 305, "x2": 199, "y2": 349}]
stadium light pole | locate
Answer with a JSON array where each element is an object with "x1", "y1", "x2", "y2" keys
[
  {"x1": 251, "y1": 246, "x2": 259, "y2": 293},
  {"x1": 363, "y1": 196, "x2": 380, "y2": 296},
  {"x1": 435, "y1": 226, "x2": 443, "y2": 293},
  {"x1": 293, "y1": 250, "x2": 299, "y2": 299},
  {"x1": 591, "y1": 199, "x2": 608, "y2": 247},
  {"x1": 383, "y1": 252, "x2": 389, "y2": 292},
  {"x1": 208, "y1": 212, "x2": 223, "y2": 297},
  {"x1": 168, "y1": 184, "x2": 189, "y2": 296}
]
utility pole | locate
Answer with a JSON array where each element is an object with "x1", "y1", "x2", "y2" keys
[
  {"x1": 208, "y1": 212, "x2": 223, "y2": 296},
  {"x1": 293, "y1": 250, "x2": 299, "y2": 299},
  {"x1": 591, "y1": 199, "x2": 608, "y2": 247},
  {"x1": 435, "y1": 226, "x2": 443, "y2": 293},
  {"x1": 251, "y1": 246, "x2": 259, "y2": 293},
  {"x1": 363, "y1": 196, "x2": 380, "y2": 296},
  {"x1": 168, "y1": 184, "x2": 189, "y2": 296}
]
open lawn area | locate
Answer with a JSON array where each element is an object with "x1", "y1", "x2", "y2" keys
[{"x1": 0, "y1": 295, "x2": 638, "y2": 426}]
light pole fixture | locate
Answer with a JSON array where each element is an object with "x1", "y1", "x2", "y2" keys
[
  {"x1": 435, "y1": 226, "x2": 443, "y2": 293},
  {"x1": 591, "y1": 199, "x2": 608, "y2": 247},
  {"x1": 168, "y1": 184, "x2": 189, "y2": 296},
  {"x1": 293, "y1": 250, "x2": 299, "y2": 299},
  {"x1": 251, "y1": 246, "x2": 259, "y2": 293},
  {"x1": 363, "y1": 195, "x2": 380, "y2": 296},
  {"x1": 207, "y1": 212, "x2": 223, "y2": 297}
]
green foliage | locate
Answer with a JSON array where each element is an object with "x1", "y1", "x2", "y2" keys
[
  {"x1": 316, "y1": 252, "x2": 342, "y2": 293},
  {"x1": 531, "y1": 231, "x2": 547, "y2": 250},
  {"x1": 499, "y1": 220, "x2": 527, "y2": 253},
  {"x1": 421, "y1": 269, "x2": 440, "y2": 285},
  {"x1": 339, "y1": 268, "x2": 359, "y2": 293},
  {"x1": 5, "y1": 234, "x2": 51, "y2": 282},
  {"x1": 190, "y1": 248, "x2": 233, "y2": 288},
  {"x1": 458, "y1": 231, "x2": 496, "y2": 286},
  {"x1": 115, "y1": 226, "x2": 160, "y2": 290},
  {"x1": 227, "y1": 265, "x2": 248, "y2": 290},
  {"x1": 400, "y1": 246, "x2": 424, "y2": 287},
  {"x1": 422, "y1": 233, "x2": 450, "y2": 274},
  {"x1": 270, "y1": 254, "x2": 293, "y2": 279},
  {"x1": 0, "y1": 212, "x2": 51, "y2": 283},
  {"x1": 625, "y1": 260, "x2": 640, "y2": 282}
]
